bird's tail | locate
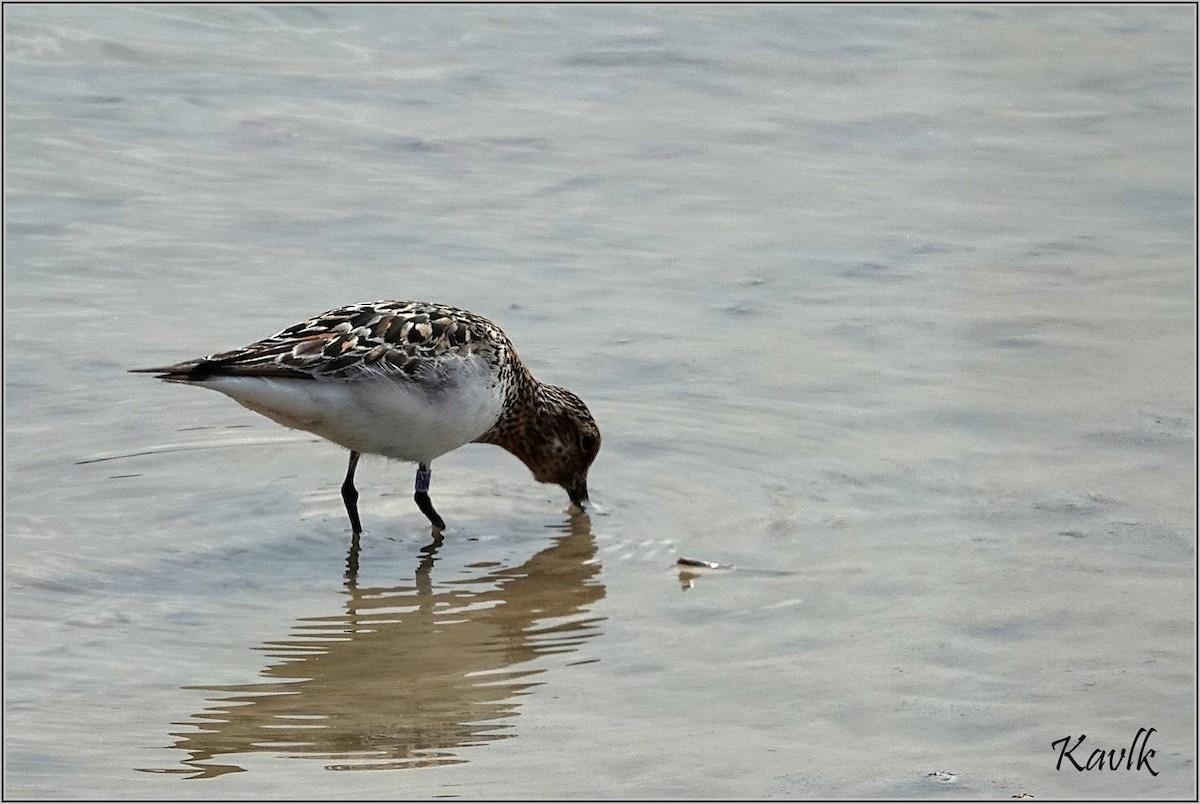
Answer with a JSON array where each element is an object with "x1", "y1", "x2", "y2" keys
[{"x1": 128, "y1": 360, "x2": 219, "y2": 382}]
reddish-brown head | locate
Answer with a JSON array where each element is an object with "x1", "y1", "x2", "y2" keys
[{"x1": 491, "y1": 384, "x2": 600, "y2": 510}]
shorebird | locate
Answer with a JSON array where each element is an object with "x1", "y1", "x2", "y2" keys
[{"x1": 132, "y1": 300, "x2": 600, "y2": 532}]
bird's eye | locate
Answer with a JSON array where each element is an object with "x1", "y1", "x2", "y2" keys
[{"x1": 580, "y1": 434, "x2": 597, "y2": 452}]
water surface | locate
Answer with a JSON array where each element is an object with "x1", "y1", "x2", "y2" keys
[{"x1": 4, "y1": 4, "x2": 1195, "y2": 799}]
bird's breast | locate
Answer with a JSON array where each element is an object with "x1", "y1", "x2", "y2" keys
[{"x1": 197, "y1": 355, "x2": 506, "y2": 463}]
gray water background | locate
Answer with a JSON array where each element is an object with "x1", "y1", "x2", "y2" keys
[{"x1": 4, "y1": 4, "x2": 1195, "y2": 799}]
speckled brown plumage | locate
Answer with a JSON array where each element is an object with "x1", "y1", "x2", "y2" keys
[
  {"x1": 476, "y1": 380, "x2": 601, "y2": 502},
  {"x1": 154, "y1": 300, "x2": 518, "y2": 385},
  {"x1": 132, "y1": 299, "x2": 601, "y2": 530}
]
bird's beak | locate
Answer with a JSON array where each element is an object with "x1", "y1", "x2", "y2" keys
[{"x1": 566, "y1": 478, "x2": 589, "y2": 512}]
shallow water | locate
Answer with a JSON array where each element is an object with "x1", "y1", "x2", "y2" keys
[{"x1": 4, "y1": 4, "x2": 1195, "y2": 799}]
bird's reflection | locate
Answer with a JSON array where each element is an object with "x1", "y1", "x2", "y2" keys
[{"x1": 160, "y1": 515, "x2": 603, "y2": 778}]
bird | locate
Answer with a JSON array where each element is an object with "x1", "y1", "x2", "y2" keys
[{"x1": 131, "y1": 299, "x2": 601, "y2": 532}]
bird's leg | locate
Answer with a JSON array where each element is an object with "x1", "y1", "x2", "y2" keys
[
  {"x1": 414, "y1": 463, "x2": 446, "y2": 531},
  {"x1": 341, "y1": 450, "x2": 363, "y2": 534}
]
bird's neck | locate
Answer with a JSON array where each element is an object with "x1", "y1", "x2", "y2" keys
[{"x1": 474, "y1": 361, "x2": 546, "y2": 465}]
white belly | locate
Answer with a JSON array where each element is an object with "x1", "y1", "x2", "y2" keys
[{"x1": 195, "y1": 358, "x2": 505, "y2": 463}]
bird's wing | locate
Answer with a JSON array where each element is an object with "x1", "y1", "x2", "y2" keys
[{"x1": 132, "y1": 300, "x2": 505, "y2": 382}]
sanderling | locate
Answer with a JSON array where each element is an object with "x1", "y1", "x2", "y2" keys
[{"x1": 132, "y1": 300, "x2": 600, "y2": 532}]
